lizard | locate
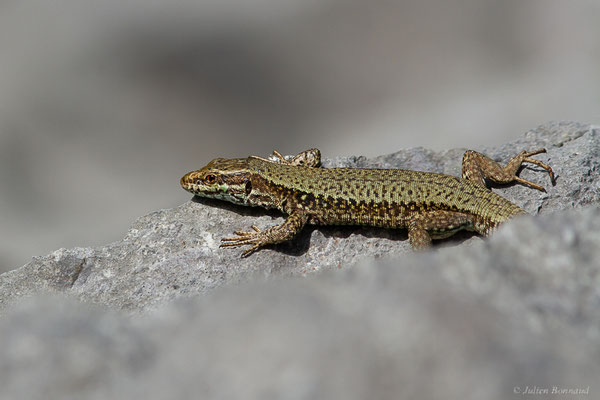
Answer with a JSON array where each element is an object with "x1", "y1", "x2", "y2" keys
[{"x1": 180, "y1": 147, "x2": 554, "y2": 257}]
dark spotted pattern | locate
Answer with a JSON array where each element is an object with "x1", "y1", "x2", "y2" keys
[
  {"x1": 181, "y1": 147, "x2": 554, "y2": 255},
  {"x1": 242, "y1": 158, "x2": 525, "y2": 228}
]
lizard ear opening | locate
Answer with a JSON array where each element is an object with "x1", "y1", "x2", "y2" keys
[{"x1": 245, "y1": 180, "x2": 252, "y2": 195}]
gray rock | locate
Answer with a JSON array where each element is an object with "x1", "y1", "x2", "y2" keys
[
  {"x1": 1, "y1": 253, "x2": 597, "y2": 400},
  {"x1": 0, "y1": 121, "x2": 599, "y2": 399},
  {"x1": 2, "y1": 121, "x2": 597, "y2": 312}
]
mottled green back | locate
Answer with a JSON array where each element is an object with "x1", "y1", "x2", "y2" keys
[{"x1": 247, "y1": 157, "x2": 524, "y2": 229}]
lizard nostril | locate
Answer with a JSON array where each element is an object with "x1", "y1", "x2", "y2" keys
[
  {"x1": 180, "y1": 172, "x2": 201, "y2": 189},
  {"x1": 180, "y1": 174, "x2": 190, "y2": 187}
]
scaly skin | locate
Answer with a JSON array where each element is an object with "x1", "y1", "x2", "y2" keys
[{"x1": 181, "y1": 148, "x2": 554, "y2": 256}]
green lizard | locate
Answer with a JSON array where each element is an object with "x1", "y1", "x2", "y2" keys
[{"x1": 181, "y1": 148, "x2": 554, "y2": 256}]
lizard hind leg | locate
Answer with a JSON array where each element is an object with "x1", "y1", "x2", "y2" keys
[
  {"x1": 408, "y1": 211, "x2": 474, "y2": 250},
  {"x1": 461, "y1": 149, "x2": 555, "y2": 192}
]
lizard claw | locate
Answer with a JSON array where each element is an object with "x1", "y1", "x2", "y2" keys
[
  {"x1": 240, "y1": 244, "x2": 261, "y2": 258},
  {"x1": 251, "y1": 225, "x2": 262, "y2": 232}
]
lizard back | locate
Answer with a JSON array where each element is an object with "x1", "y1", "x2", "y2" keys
[{"x1": 247, "y1": 157, "x2": 525, "y2": 229}]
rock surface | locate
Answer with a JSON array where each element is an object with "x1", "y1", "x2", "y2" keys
[{"x1": 1, "y1": 121, "x2": 598, "y2": 399}]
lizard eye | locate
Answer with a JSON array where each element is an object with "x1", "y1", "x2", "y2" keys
[{"x1": 204, "y1": 174, "x2": 217, "y2": 184}]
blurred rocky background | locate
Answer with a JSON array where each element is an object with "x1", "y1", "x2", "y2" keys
[
  {"x1": 1, "y1": 122, "x2": 598, "y2": 399},
  {"x1": 1, "y1": 0, "x2": 599, "y2": 271}
]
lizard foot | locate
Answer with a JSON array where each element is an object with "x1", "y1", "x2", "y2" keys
[{"x1": 220, "y1": 225, "x2": 267, "y2": 257}]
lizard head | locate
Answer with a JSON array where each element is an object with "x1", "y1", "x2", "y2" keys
[{"x1": 180, "y1": 158, "x2": 254, "y2": 205}]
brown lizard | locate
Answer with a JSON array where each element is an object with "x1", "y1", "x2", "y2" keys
[{"x1": 181, "y1": 148, "x2": 554, "y2": 256}]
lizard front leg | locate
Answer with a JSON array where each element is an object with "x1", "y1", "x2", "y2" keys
[
  {"x1": 220, "y1": 210, "x2": 309, "y2": 257},
  {"x1": 252, "y1": 149, "x2": 322, "y2": 168},
  {"x1": 462, "y1": 149, "x2": 555, "y2": 191}
]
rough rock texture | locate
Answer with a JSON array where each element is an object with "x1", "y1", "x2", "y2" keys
[{"x1": 1, "y1": 121, "x2": 599, "y2": 399}]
